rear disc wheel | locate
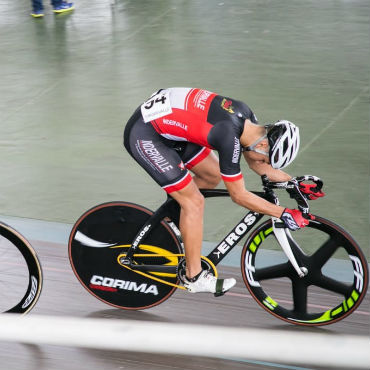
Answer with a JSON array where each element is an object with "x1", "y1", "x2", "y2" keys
[{"x1": 69, "y1": 202, "x2": 183, "y2": 310}]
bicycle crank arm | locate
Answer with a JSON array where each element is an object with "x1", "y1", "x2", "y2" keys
[
  {"x1": 129, "y1": 264, "x2": 177, "y2": 273},
  {"x1": 118, "y1": 258, "x2": 177, "y2": 274},
  {"x1": 272, "y1": 218, "x2": 308, "y2": 278}
]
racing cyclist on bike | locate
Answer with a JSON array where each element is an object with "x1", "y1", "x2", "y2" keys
[{"x1": 124, "y1": 88, "x2": 324, "y2": 295}]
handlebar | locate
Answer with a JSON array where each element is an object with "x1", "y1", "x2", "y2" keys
[
  {"x1": 261, "y1": 175, "x2": 323, "y2": 277},
  {"x1": 261, "y1": 174, "x2": 324, "y2": 216}
]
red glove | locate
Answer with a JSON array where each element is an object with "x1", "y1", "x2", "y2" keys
[
  {"x1": 280, "y1": 208, "x2": 315, "y2": 231},
  {"x1": 299, "y1": 183, "x2": 325, "y2": 200}
]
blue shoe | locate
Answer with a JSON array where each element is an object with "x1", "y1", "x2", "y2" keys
[
  {"x1": 53, "y1": 2, "x2": 74, "y2": 13},
  {"x1": 31, "y1": 10, "x2": 44, "y2": 17}
]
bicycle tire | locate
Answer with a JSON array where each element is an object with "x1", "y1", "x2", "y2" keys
[
  {"x1": 68, "y1": 201, "x2": 183, "y2": 310},
  {"x1": 241, "y1": 216, "x2": 368, "y2": 326},
  {"x1": 0, "y1": 222, "x2": 43, "y2": 314}
]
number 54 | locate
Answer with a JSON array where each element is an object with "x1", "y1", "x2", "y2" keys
[{"x1": 144, "y1": 94, "x2": 167, "y2": 110}]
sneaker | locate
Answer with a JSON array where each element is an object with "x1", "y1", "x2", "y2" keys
[
  {"x1": 53, "y1": 2, "x2": 75, "y2": 13},
  {"x1": 31, "y1": 10, "x2": 44, "y2": 17},
  {"x1": 183, "y1": 270, "x2": 236, "y2": 295}
]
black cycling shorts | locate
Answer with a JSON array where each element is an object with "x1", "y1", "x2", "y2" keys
[{"x1": 123, "y1": 108, "x2": 211, "y2": 193}]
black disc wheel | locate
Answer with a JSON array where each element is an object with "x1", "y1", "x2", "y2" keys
[
  {"x1": 69, "y1": 202, "x2": 183, "y2": 310},
  {"x1": 241, "y1": 216, "x2": 368, "y2": 326},
  {"x1": 0, "y1": 222, "x2": 43, "y2": 313}
]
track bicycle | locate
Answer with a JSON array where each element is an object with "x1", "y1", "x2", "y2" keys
[
  {"x1": 0, "y1": 220, "x2": 43, "y2": 313},
  {"x1": 68, "y1": 175, "x2": 368, "y2": 326}
]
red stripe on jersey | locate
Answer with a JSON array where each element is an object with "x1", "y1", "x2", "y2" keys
[
  {"x1": 185, "y1": 147, "x2": 211, "y2": 169},
  {"x1": 163, "y1": 172, "x2": 193, "y2": 193},
  {"x1": 221, "y1": 172, "x2": 243, "y2": 182}
]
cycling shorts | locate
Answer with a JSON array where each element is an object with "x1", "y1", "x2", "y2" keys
[{"x1": 124, "y1": 107, "x2": 211, "y2": 193}]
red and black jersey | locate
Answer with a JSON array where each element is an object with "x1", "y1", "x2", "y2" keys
[{"x1": 142, "y1": 88, "x2": 258, "y2": 182}]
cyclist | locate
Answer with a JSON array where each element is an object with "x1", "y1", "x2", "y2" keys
[{"x1": 123, "y1": 88, "x2": 324, "y2": 295}]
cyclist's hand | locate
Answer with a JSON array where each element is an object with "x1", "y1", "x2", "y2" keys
[
  {"x1": 299, "y1": 182, "x2": 325, "y2": 200},
  {"x1": 280, "y1": 208, "x2": 314, "y2": 231}
]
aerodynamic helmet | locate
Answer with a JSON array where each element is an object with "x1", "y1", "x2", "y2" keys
[
  {"x1": 266, "y1": 120, "x2": 300, "y2": 169},
  {"x1": 244, "y1": 120, "x2": 300, "y2": 169}
]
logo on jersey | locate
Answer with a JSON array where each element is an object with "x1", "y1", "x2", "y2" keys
[
  {"x1": 163, "y1": 118, "x2": 188, "y2": 131},
  {"x1": 178, "y1": 161, "x2": 185, "y2": 171},
  {"x1": 232, "y1": 137, "x2": 240, "y2": 163},
  {"x1": 194, "y1": 90, "x2": 212, "y2": 111},
  {"x1": 136, "y1": 140, "x2": 174, "y2": 173},
  {"x1": 221, "y1": 98, "x2": 235, "y2": 114}
]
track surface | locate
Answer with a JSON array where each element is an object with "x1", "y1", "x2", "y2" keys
[{"x1": 1, "y1": 236, "x2": 368, "y2": 370}]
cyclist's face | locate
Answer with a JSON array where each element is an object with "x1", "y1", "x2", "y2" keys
[
  {"x1": 242, "y1": 138, "x2": 270, "y2": 164},
  {"x1": 243, "y1": 150, "x2": 270, "y2": 164}
]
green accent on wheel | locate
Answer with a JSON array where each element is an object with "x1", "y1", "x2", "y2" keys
[
  {"x1": 264, "y1": 227, "x2": 273, "y2": 236},
  {"x1": 343, "y1": 300, "x2": 348, "y2": 312},
  {"x1": 249, "y1": 227, "x2": 273, "y2": 253},
  {"x1": 249, "y1": 242, "x2": 257, "y2": 253},
  {"x1": 351, "y1": 290, "x2": 359, "y2": 301},
  {"x1": 293, "y1": 309, "x2": 333, "y2": 324},
  {"x1": 292, "y1": 302, "x2": 348, "y2": 323},
  {"x1": 332, "y1": 306, "x2": 343, "y2": 316},
  {"x1": 295, "y1": 292, "x2": 361, "y2": 323},
  {"x1": 259, "y1": 231, "x2": 265, "y2": 242},
  {"x1": 347, "y1": 297, "x2": 354, "y2": 309},
  {"x1": 263, "y1": 300, "x2": 274, "y2": 310},
  {"x1": 263, "y1": 296, "x2": 278, "y2": 311},
  {"x1": 266, "y1": 296, "x2": 278, "y2": 307}
]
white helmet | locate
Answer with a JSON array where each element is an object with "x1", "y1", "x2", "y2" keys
[
  {"x1": 266, "y1": 120, "x2": 300, "y2": 169},
  {"x1": 244, "y1": 120, "x2": 300, "y2": 169}
]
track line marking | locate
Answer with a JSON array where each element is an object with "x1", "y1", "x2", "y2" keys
[
  {"x1": 300, "y1": 86, "x2": 369, "y2": 154},
  {"x1": 112, "y1": 7, "x2": 175, "y2": 45},
  {"x1": 2, "y1": 80, "x2": 62, "y2": 124}
]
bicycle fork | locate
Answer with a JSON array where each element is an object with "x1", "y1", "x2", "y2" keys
[
  {"x1": 262, "y1": 175, "x2": 308, "y2": 278},
  {"x1": 272, "y1": 219, "x2": 308, "y2": 278}
]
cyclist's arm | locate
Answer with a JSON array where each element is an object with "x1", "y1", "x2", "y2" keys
[
  {"x1": 244, "y1": 154, "x2": 292, "y2": 182},
  {"x1": 224, "y1": 177, "x2": 284, "y2": 217}
]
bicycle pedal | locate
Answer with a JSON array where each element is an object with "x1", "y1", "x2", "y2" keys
[{"x1": 214, "y1": 291, "x2": 225, "y2": 297}]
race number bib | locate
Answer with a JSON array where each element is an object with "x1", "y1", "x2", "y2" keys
[{"x1": 141, "y1": 90, "x2": 172, "y2": 123}]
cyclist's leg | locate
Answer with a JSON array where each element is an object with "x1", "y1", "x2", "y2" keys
[
  {"x1": 173, "y1": 143, "x2": 219, "y2": 276},
  {"x1": 169, "y1": 180, "x2": 205, "y2": 279},
  {"x1": 183, "y1": 146, "x2": 221, "y2": 189},
  {"x1": 170, "y1": 145, "x2": 236, "y2": 292},
  {"x1": 170, "y1": 182, "x2": 236, "y2": 295}
]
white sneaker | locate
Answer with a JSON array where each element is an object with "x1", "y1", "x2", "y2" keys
[{"x1": 183, "y1": 270, "x2": 236, "y2": 295}]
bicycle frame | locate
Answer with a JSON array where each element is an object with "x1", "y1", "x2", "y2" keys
[{"x1": 120, "y1": 188, "x2": 280, "y2": 273}]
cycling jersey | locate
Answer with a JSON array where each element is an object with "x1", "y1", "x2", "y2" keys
[{"x1": 124, "y1": 88, "x2": 257, "y2": 193}]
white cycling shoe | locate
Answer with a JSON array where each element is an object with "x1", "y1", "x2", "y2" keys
[{"x1": 183, "y1": 270, "x2": 236, "y2": 296}]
